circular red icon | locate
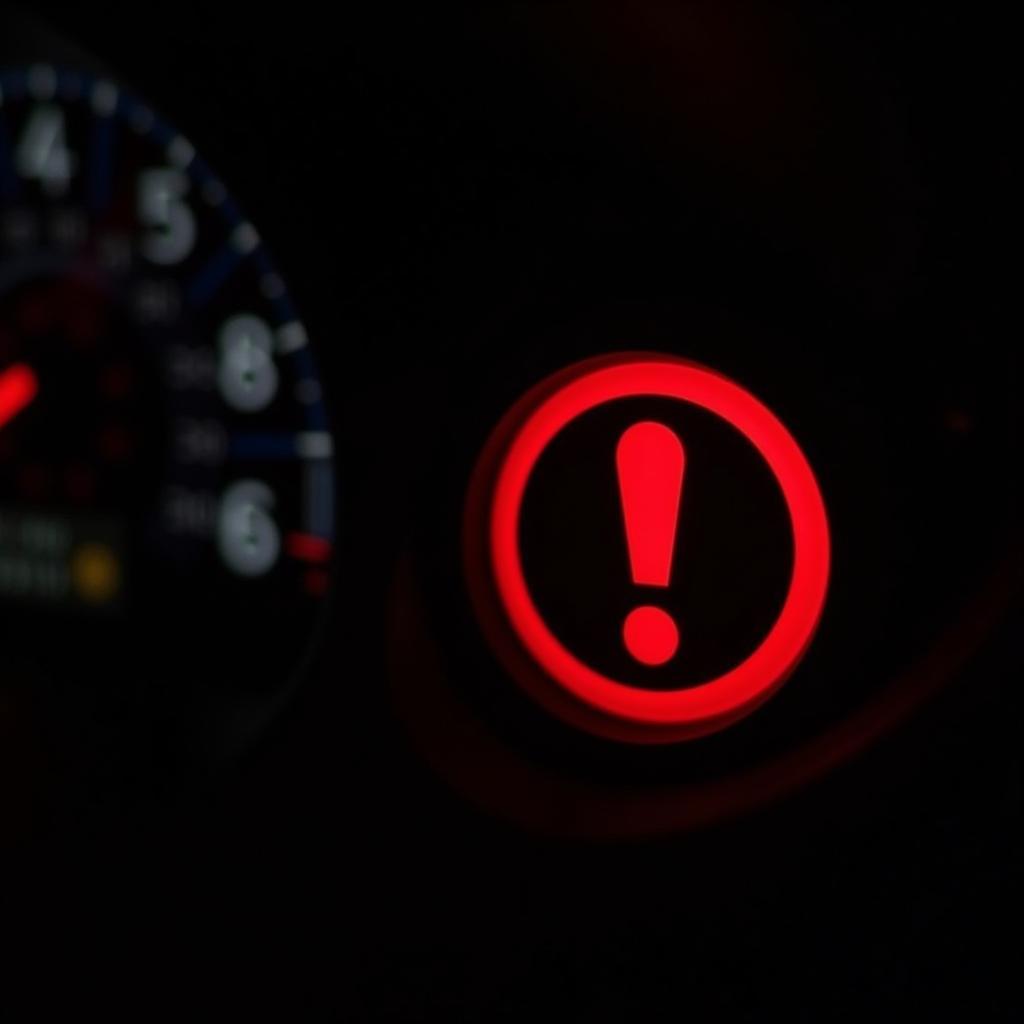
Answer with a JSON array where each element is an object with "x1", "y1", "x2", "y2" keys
[{"x1": 468, "y1": 353, "x2": 831, "y2": 741}]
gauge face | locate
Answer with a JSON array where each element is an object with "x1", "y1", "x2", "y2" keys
[{"x1": 0, "y1": 65, "x2": 335, "y2": 738}]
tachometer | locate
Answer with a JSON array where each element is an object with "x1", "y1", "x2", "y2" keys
[{"x1": 0, "y1": 64, "x2": 335, "y2": 757}]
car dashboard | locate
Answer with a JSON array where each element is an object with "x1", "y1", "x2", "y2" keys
[{"x1": 0, "y1": 3, "x2": 1018, "y2": 1017}]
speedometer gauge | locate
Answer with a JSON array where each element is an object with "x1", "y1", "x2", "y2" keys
[{"x1": 0, "y1": 64, "x2": 335, "y2": 758}]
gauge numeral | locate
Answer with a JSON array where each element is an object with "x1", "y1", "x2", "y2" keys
[
  {"x1": 162, "y1": 487, "x2": 217, "y2": 537},
  {"x1": 166, "y1": 345, "x2": 217, "y2": 391},
  {"x1": 134, "y1": 279, "x2": 182, "y2": 324},
  {"x1": 138, "y1": 168, "x2": 197, "y2": 265},
  {"x1": 15, "y1": 105, "x2": 78, "y2": 196},
  {"x1": 217, "y1": 315, "x2": 280, "y2": 412},
  {"x1": 96, "y1": 233, "x2": 133, "y2": 276},
  {"x1": 49, "y1": 208, "x2": 88, "y2": 250},
  {"x1": 174, "y1": 418, "x2": 228, "y2": 465},
  {"x1": 217, "y1": 480, "x2": 280, "y2": 578},
  {"x1": 2, "y1": 209, "x2": 38, "y2": 251}
]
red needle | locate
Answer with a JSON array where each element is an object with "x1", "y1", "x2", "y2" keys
[{"x1": 0, "y1": 364, "x2": 39, "y2": 430}]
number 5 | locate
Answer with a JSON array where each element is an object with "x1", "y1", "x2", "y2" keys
[{"x1": 138, "y1": 168, "x2": 196, "y2": 265}]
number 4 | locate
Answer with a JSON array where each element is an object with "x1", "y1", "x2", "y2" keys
[{"x1": 15, "y1": 105, "x2": 77, "y2": 196}]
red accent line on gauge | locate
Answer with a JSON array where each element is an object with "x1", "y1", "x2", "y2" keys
[{"x1": 286, "y1": 532, "x2": 333, "y2": 564}]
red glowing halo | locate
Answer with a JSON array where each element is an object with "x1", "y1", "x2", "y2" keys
[{"x1": 488, "y1": 354, "x2": 831, "y2": 736}]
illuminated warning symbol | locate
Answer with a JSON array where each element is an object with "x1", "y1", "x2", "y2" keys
[
  {"x1": 616, "y1": 421, "x2": 686, "y2": 666},
  {"x1": 466, "y1": 353, "x2": 832, "y2": 743}
]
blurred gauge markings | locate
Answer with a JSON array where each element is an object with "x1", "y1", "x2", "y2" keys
[{"x1": 0, "y1": 64, "x2": 336, "y2": 756}]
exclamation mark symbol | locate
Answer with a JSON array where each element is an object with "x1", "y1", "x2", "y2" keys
[{"x1": 616, "y1": 421, "x2": 686, "y2": 666}]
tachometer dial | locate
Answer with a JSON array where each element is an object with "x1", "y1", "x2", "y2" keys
[{"x1": 0, "y1": 64, "x2": 335, "y2": 756}]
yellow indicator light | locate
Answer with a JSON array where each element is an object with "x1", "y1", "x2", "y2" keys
[{"x1": 70, "y1": 543, "x2": 121, "y2": 605}]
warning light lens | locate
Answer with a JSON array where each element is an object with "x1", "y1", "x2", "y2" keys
[{"x1": 468, "y1": 352, "x2": 831, "y2": 742}]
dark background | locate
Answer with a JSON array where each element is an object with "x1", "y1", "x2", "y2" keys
[{"x1": 2, "y1": 2, "x2": 1019, "y2": 1018}]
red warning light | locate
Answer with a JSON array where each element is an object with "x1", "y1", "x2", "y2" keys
[{"x1": 471, "y1": 353, "x2": 831, "y2": 742}]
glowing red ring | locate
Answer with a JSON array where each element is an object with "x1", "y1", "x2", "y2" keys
[{"x1": 489, "y1": 356, "x2": 831, "y2": 733}]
